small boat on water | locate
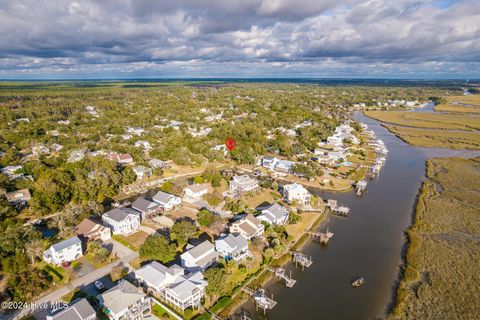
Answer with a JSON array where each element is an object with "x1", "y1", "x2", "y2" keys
[{"x1": 352, "y1": 277, "x2": 365, "y2": 287}]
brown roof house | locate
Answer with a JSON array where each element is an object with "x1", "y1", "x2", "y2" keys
[
  {"x1": 5, "y1": 189, "x2": 31, "y2": 205},
  {"x1": 74, "y1": 218, "x2": 111, "y2": 242},
  {"x1": 229, "y1": 215, "x2": 264, "y2": 240}
]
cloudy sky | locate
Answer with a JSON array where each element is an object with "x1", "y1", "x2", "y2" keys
[{"x1": 0, "y1": 0, "x2": 479, "y2": 79}]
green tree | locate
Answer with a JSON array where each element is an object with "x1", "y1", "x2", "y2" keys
[
  {"x1": 139, "y1": 235, "x2": 177, "y2": 263},
  {"x1": 170, "y1": 220, "x2": 197, "y2": 244},
  {"x1": 204, "y1": 267, "x2": 227, "y2": 299},
  {"x1": 197, "y1": 209, "x2": 216, "y2": 227}
]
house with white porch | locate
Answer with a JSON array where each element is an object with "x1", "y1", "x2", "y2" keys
[
  {"x1": 102, "y1": 207, "x2": 140, "y2": 235},
  {"x1": 215, "y1": 233, "x2": 250, "y2": 261},
  {"x1": 180, "y1": 240, "x2": 218, "y2": 272},
  {"x1": 229, "y1": 175, "x2": 259, "y2": 194},
  {"x1": 183, "y1": 184, "x2": 208, "y2": 200},
  {"x1": 135, "y1": 261, "x2": 207, "y2": 311},
  {"x1": 153, "y1": 191, "x2": 181, "y2": 211},
  {"x1": 257, "y1": 203, "x2": 290, "y2": 225},
  {"x1": 43, "y1": 236, "x2": 83, "y2": 265},
  {"x1": 283, "y1": 183, "x2": 311, "y2": 205}
]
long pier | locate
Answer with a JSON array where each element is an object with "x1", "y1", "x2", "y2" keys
[{"x1": 265, "y1": 266, "x2": 296, "y2": 287}]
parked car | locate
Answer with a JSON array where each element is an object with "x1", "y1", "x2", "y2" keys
[{"x1": 95, "y1": 280, "x2": 105, "y2": 290}]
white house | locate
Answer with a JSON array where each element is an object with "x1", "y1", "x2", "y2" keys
[
  {"x1": 132, "y1": 165, "x2": 152, "y2": 180},
  {"x1": 153, "y1": 191, "x2": 181, "y2": 211},
  {"x1": 229, "y1": 175, "x2": 259, "y2": 194},
  {"x1": 102, "y1": 207, "x2": 140, "y2": 235},
  {"x1": 134, "y1": 140, "x2": 152, "y2": 150},
  {"x1": 183, "y1": 184, "x2": 208, "y2": 200},
  {"x1": 135, "y1": 262, "x2": 207, "y2": 310},
  {"x1": 43, "y1": 236, "x2": 83, "y2": 265},
  {"x1": 149, "y1": 159, "x2": 169, "y2": 169},
  {"x1": 127, "y1": 127, "x2": 145, "y2": 136},
  {"x1": 257, "y1": 203, "x2": 290, "y2": 225},
  {"x1": 261, "y1": 156, "x2": 279, "y2": 170},
  {"x1": 283, "y1": 183, "x2": 311, "y2": 205},
  {"x1": 275, "y1": 160, "x2": 294, "y2": 173},
  {"x1": 1, "y1": 165, "x2": 23, "y2": 178},
  {"x1": 229, "y1": 215, "x2": 264, "y2": 240},
  {"x1": 215, "y1": 233, "x2": 250, "y2": 261},
  {"x1": 5, "y1": 189, "x2": 31, "y2": 204},
  {"x1": 180, "y1": 240, "x2": 218, "y2": 272},
  {"x1": 97, "y1": 280, "x2": 151, "y2": 320}
]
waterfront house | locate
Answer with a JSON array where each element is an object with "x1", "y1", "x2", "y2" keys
[
  {"x1": 229, "y1": 175, "x2": 259, "y2": 194},
  {"x1": 46, "y1": 298, "x2": 96, "y2": 320},
  {"x1": 257, "y1": 203, "x2": 289, "y2": 225},
  {"x1": 283, "y1": 183, "x2": 311, "y2": 205},
  {"x1": 43, "y1": 236, "x2": 83, "y2": 265},
  {"x1": 74, "y1": 218, "x2": 111, "y2": 242},
  {"x1": 229, "y1": 215, "x2": 264, "y2": 240},
  {"x1": 183, "y1": 184, "x2": 209, "y2": 200},
  {"x1": 153, "y1": 191, "x2": 182, "y2": 211},
  {"x1": 132, "y1": 165, "x2": 152, "y2": 180},
  {"x1": 102, "y1": 207, "x2": 140, "y2": 235},
  {"x1": 180, "y1": 240, "x2": 218, "y2": 272},
  {"x1": 5, "y1": 189, "x2": 31, "y2": 205},
  {"x1": 135, "y1": 261, "x2": 207, "y2": 311},
  {"x1": 131, "y1": 197, "x2": 160, "y2": 219},
  {"x1": 215, "y1": 233, "x2": 250, "y2": 261},
  {"x1": 97, "y1": 280, "x2": 151, "y2": 320}
]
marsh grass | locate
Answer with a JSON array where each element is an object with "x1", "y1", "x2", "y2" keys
[{"x1": 389, "y1": 157, "x2": 480, "y2": 319}]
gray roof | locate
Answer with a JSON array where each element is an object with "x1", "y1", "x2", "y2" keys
[
  {"x1": 52, "y1": 236, "x2": 82, "y2": 252},
  {"x1": 132, "y1": 197, "x2": 158, "y2": 213},
  {"x1": 216, "y1": 233, "x2": 248, "y2": 254},
  {"x1": 97, "y1": 280, "x2": 146, "y2": 314},
  {"x1": 262, "y1": 203, "x2": 289, "y2": 219},
  {"x1": 183, "y1": 240, "x2": 214, "y2": 259},
  {"x1": 153, "y1": 191, "x2": 178, "y2": 204},
  {"x1": 103, "y1": 207, "x2": 139, "y2": 222},
  {"x1": 48, "y1": 298, "x2": 96, "y2": 320}
]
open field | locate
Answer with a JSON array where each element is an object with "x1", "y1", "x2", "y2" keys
[
  {"x1": 389, "y1": 157, "x2": 480, "y2": 319},
  {"x1": 386, "y1": 125, "x2": 480, "y2": 150},
  {"x1": 364, "y1": 111, "x2": 480, "y2": 131}
]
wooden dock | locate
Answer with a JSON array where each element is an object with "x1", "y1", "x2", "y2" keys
[
  {"x1": 242, "y1": 287, "x2": 277, "y2": 315},
  {"x1": 266, "y1": 266, "x2": 296, "y2": 287},
  {"x1": 290, "y1": 251, "x2": 313, "y2": 269},
  {"x1": 306, "y1": 228, "x2": 334, "y2": 245}
]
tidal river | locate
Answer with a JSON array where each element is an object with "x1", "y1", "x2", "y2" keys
[{"x1": 241, "y1": 109, "x2": 479, "y2": 320}]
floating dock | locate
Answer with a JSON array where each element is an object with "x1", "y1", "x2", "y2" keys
[
  {"x1": 242, "y1": 287, "x2": 277, "y2": 315},
  {"x1": 355, "y1": 180, "x2": 368, "y2": 196}
]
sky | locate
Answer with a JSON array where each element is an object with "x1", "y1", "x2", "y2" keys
[{"x1": 0, "y1": 0, "x2": 479, "y2": 79}]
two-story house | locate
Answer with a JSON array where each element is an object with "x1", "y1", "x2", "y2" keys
[
  {"x1": 135, "y1": 261, "x2": 207, "y2": 311},
  {"x1": 283, "y1": 183, "x2": 311, "y2": 205},
  {"x1": 131, "y1": 197, "x2": 160, "y2": 219},
  {"x1": 43, "y1": 236, "x2": 83, "y2": 265},
  {"x1": 215, "y1": 233, "x2": 250, "y2": 261},
  {"x1": 257, "y1": 203, "x2": 290, "y2": 225},
  {"x1": 229, "y1": 215, "x2": 264, "y2": 240},
  {"x1": 102, "y1": 207, "x2": 140, "y2": 235},
  {"x1": 180, "y1": 240, "x2": 218, "y2": 272},
  {"x1": 74, "y1": 218, "x2": 111, "y2": 242},
  {"x1": 46, "y1": 298, "x2": 96, "y2": 320},
  {"x1": 229, "y1": 175, "x2": 259, "y2": 194},
  {"x1": 152, "y1": 191, "x2": 181, "y2": 211},
  {"x1": 183, "y1": 184, "x2": 208, "y2": 200}
]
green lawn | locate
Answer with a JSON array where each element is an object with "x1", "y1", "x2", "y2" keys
[{"x1": 152, "y1": 304, "x2": 176, "y2": 320}]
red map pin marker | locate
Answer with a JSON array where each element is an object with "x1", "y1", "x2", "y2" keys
[{"x1": 225, "y1": 138, "x2": 236, "y2": 151}]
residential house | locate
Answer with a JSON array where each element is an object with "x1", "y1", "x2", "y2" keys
[
  {"x1": 32, "y1": 144, "x2": 50, "y2": 156},
  {"x1": 131, "y1": 197, "x2": 160, "y2": 219},
  {"x1": 153, "y1": 191, "x2": 181, "y2": 211},
  {"x1": 180, "y1": 240, "x2": 218, "y2": 272},
  {"x1": 1, "y1": 165, "x2": 23, "y2": 179},
  {"x1": 134, "y1": 140, "x2": 152, "y2": 150},
  {"x1": 43, "y1": 236, "x2": 83, "y2": 265},
  {"x1": 102, "y1": 207, "x2": 140, "y2": 235},
  {"x1": 275, "y1": 160, "x2": 294, "y2": 173},
  {"x1": 257, "y1": 203, "x2": 289, "y2": 225},
  {"x1": 57, "y1": 120, "x2": 70, "y2": 125},
  {"x1": 68, "y1": 149, "x2": 86, "y2": 163},
  {"x1": 132, "y1": 166, "x2": 152, "y2": 179},
  {"x1": 46, "y1": 298, "x2": 96, "y2": 320},
  {"x1": 74, "y1": 218, "x2": 111, "y2": 242},
  {"x1": 51, "y1": 143, "x2": 64, "y2": 152},
  {"x1": 283, "y1": 183, "x2": 311, "y2": 205},
  {"x1": 215, "y1": 233, "x2": 250, "y2": 261},
  {"x1": 229, "y1": 175, "x2": 259, "y2": 194},
  {"x1": 97, "y1": 280, "x2": 151, "y2": 320},
  {"x1": 261, "y1": 156, "x2": 279, "y2": 170},
  {"x1": 149, "y1": 159, "x2": 169, "y2": 169},
  {"x1": 127, "y1": 127, "x2": 145, "y2": 136},
  {"x1": 5, "y1": 189, "x2": 31, "y2": 204},
  {"x1": 188, "y1": 127, "x2": 212, "y2": 137},
  {"x1": 107, "y1": 152, "x2": 134, "y2": 164},
  {"x1": 229, "y1": 215, "x2": 264, "y2": 240},
  {"x1": 212, "y1": 144, "x2": 228, "y2": 155},
  {"x1": 183, "y1": 184, "x2": 208, "y2": 200},
  {"x1": 135, "y1": 262, "x2": 207, "y2": 310}
]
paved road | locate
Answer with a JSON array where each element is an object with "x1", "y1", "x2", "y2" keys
[{"x1": 10, "y1": 239, "x2": 138, "y2": 320}]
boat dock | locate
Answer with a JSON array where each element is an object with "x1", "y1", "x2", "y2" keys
[
  {"x1": 266, "y1": 266, "x2": 297, "y2": 287},
  {"x1": 242, "y1": 287, "x2": 277, "y2": 315},
  {"x1": 306, "y1": 228, "x2": 334, "y2": 245},
  {"x1": 355, "y1": 180, "x2": 368, "y2": 196},
  {"x1": 290, "y1": 250, "x2": 313, "y2": 269}
]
